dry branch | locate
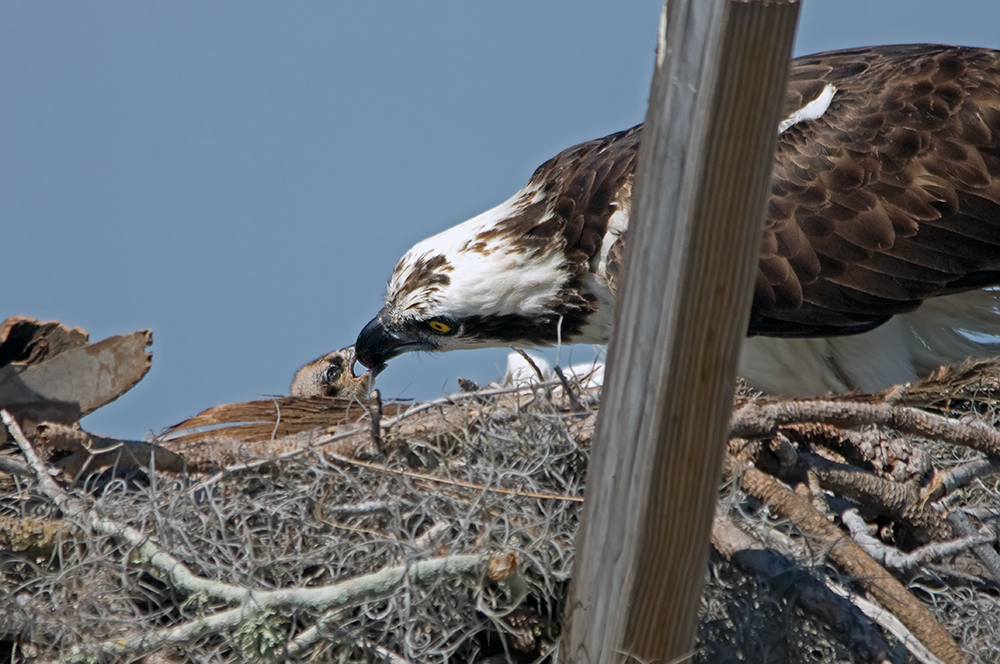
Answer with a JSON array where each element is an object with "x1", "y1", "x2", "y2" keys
[
  {"x1": 63, "y1": 554, "x2": 487, "y2": 661},
  {"x1": 802, "y1": 452, "x2": 951, "y2": 540},
  {"x1": 842, "y1": 509, "x2": 992, "y2": 572},
  {"x1": 728, "y1": 458, "x2": 966, "y2": 664},
  {"x1": 922, "y1": 458, "x2": 1000, "y2": 502},
  {"x1": 732, "y1": 399, "x2": 1000, "y2": 458},
  {"x1": 943, "y1": 509, "x2": 1000, "y2": 583}
]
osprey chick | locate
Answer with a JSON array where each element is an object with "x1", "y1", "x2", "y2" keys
[
  {"x1": 356, "y1": 45, "x2": 1000, "y2": 395},
  {"x1": 291, "y1": 346, "x2": 381, "y2": 400}
]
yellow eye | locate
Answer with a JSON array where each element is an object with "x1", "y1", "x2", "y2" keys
[{"x1": 428, "y1": 319, "x2": 452, "y2": 334}]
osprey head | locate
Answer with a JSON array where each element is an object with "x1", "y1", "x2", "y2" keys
[{"x1": 355, "y1": 190, "x2": 613, "y2": 369}]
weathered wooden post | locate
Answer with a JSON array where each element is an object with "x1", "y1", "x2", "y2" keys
[{"x1": 560, "y1": 1, "x2": 800, "y2": 662}]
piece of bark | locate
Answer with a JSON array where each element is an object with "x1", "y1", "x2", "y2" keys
[
  {"x1": 0, "y1": 401, "x2": 83, "y2": 438},
  {"x1": 34, "y1": 422, "x2": 186, "y2": 475},
  {"x1": 0, "y1": 330, "x2": 152, "y2": 416},
  {"x1": 0, "y1": 316, "x2": 89, "y2": 367}
]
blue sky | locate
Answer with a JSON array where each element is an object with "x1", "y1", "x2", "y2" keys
[{"x1": 4, "y1": 1, "x2": 1000, "y2": 439}]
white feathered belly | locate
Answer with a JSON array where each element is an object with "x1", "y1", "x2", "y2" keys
[{"x1": 739, "y1": 288, "x2": 1000, "y2": 396}]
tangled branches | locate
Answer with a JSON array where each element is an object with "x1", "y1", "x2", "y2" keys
[{"x1": 2, "y1": 359, "x2": 1000, "y2": 663}]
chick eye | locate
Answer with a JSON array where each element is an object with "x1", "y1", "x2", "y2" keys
[{"x1": 428, "y1": 319, "x2": 453, "y2": 334}]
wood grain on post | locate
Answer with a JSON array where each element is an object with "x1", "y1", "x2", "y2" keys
[{"x1": 560, "y1": 1, "x2": 800, "y2": 662}]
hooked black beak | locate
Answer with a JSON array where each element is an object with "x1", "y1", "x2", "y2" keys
[{"x1": 355, "y1": 313, "x2": 433, "y2": 369}]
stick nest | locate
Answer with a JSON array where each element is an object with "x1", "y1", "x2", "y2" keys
[{"x1": 2, "y1": 359, "x2": 1000, "y2": 663}]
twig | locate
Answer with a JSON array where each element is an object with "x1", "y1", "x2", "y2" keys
[
  {"x1": 58, "y1": 553, "x2": 486, "y2": 661},
  {"x1": 943, "y1": 509, "x2": 1000, "y2": 583},
  {"x1": 961, "y1": 507, "x2": 1000, "y2": 522},
  {"x1": 922, "y1": 458, "x2": 1000, "y2": 503},
  {"x1": 368, "y1": 389, "x2": 384, "y2": 454},
  {"x1": 514, "y1": 348, "x2": 554, "y2": 402},
  {"x1": 841, "y1": 509, "x2": 992, "y2": 572},
  {"x1": 270, "y1": 397, "x2": 282, "y2": 441},
  {"x1": 3, "y1": 411, "x2": 71, "y2": 509},
  {"x1": 323, "y1": 451, "x2": 584, "y2": 503},
  {"x1": 514, "y1": 349, "x2": 547, "y2": 384},
  {"x1": 552, "y1": 365, "x2": 584, "y2": 412},
  {"x1": 732, "y1": 399, "x2": 1000, "y2": 458},
  {"x1": 726, "y1": 457, "x2": 966, "y2": 664}
]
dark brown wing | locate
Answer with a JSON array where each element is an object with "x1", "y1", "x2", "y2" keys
[
  {"x1": 753, "y1": 44, "x2": 1000, "y2": 337},
  {"x1": 521, "y1": 125, "x2": 640, "y2": 269},
  {"x1": 486, "y1": 125, "x2": 640, "y2": 325}
]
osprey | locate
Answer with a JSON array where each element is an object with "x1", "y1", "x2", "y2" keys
[{"x1": 356, "y1": 44, "x2": 1000, "y2": 396}]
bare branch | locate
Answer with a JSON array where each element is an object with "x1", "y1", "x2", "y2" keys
[
  {"x1": 727, "y1": 457, "x2": 966, "y2": 664},
  {"x1": 802, "y1": 452, "x2": 951, "y2": 540},
  {"x1": 943, "y1": 509, "x2": 1000, "y2": 583},
  {"x1": 842, "y1": 509, "x2": 992, "y2": 572},
  {"x1": 922, "y1": 458, "x2": 1000, "y2": 503},
  {"x1": 732, "y1": 399, "x2": 1000, "y2": 458},
  {"x1": 57, "y1": 554, "x2": 486, "y2": 661}
]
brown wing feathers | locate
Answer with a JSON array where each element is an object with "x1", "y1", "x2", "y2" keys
[
  {"x1": 752, "y1": 44, "x2": 1000, "y2": 337},
  {"x1": 508, "y1": 125, "x2": 640, "y2": 309},
  {"x1": 499, "y1": 45, "x2": 1000, "y2": 339}
]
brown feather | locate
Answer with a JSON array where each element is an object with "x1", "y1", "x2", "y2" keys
[
  {"x1": 752, "y1": 44, "x2": 1000, "y2": 337},
  {"x1": 467, "y1": 45, "x2": 1000, "y2": 342}
]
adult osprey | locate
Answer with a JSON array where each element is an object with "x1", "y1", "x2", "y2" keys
[{"x1": 356, "y1": 44, "x2": 1000, "y2": 396}]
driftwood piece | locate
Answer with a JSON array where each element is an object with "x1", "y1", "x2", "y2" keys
[
  {"x1": 34, "y1": 422, "x2": 186, "y2": 475},
  {"x1": 732, "y1": 398, "x2": 1000, "y2": 459},
  {"x1": 0, "y1": 316, "x2": 89, "y2": 368},
  {"x1": 0, "y1": 330, "x2": 152, "y2": 418}
]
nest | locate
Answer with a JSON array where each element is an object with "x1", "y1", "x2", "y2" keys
[{"x1": 2, "y1": 358, "x2": 1000, "y2": 663}]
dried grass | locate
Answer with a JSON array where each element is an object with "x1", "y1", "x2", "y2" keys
[{"x1": 1, "y1": 361, "x2": 1000, "y2": 663}]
